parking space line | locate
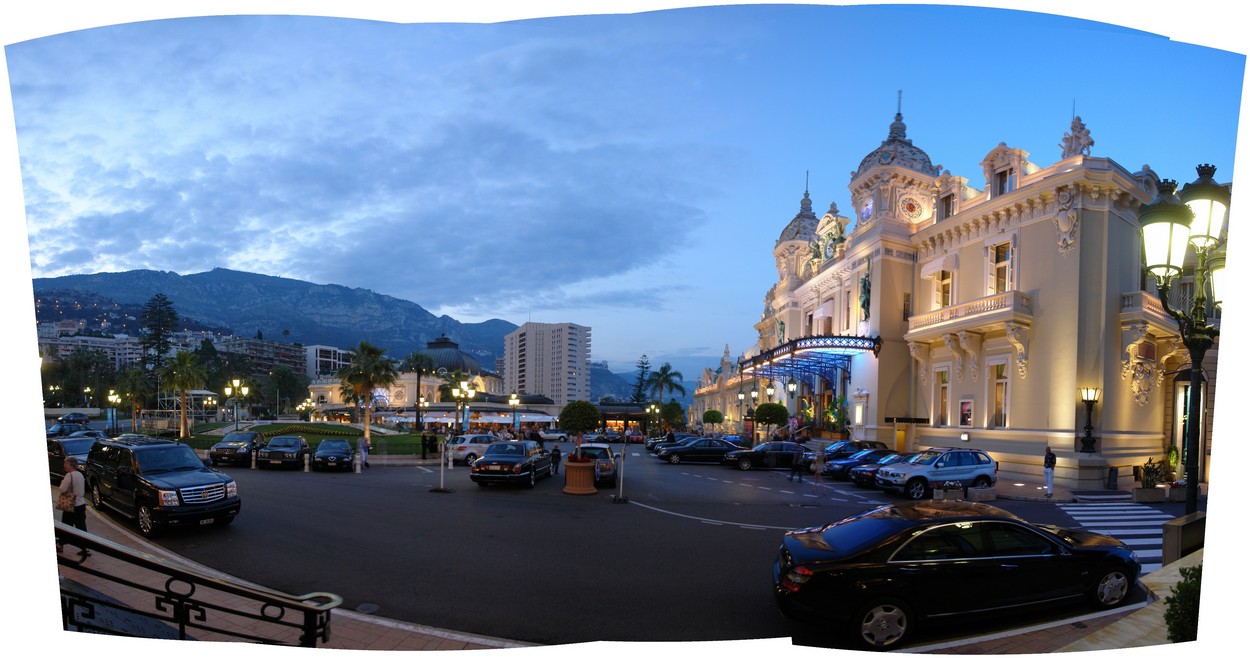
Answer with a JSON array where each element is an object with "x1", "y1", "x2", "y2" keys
[{"x1": 629, "y1": 500, "x2": 795, "y2": 530}]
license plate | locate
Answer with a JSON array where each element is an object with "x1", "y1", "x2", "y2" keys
[
  {"x1": 199, "y1": 518, "x2": 215, "y2": 525},
  {"x1": 270, "y1": 460, "x2": 282, "y2": 464}
]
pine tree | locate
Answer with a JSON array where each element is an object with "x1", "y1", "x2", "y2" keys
[{"x1": 631, "y1": 354, "x2": 651, "y2": 404}]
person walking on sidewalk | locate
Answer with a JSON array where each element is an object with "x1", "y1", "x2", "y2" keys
[
  {"x1": 550, "y1": 445, "x2": 561, "y2": 475},
  {"x1": 357, "y1": 435, "x2": 371, "y2": 469},
  {"x1": 1043, "y1": 446, "x2": 1056, "y2": 497},
  {"x1": 56, "y1": 457, "x2": 90, "y2": 561}
]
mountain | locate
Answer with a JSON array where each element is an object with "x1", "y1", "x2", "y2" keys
[{"x1": 32, "y1": 268, "x2": 514, "y2": 364}]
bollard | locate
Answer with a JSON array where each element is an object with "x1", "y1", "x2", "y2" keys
[
  {"x1": 354, "y1": 452, "x2": 361, "y2": 474},
  {"x1": 304, "y1": 453, "x2": 310, "y2": 473}
]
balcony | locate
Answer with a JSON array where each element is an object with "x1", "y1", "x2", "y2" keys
[{"x1": 905, "y1": 290, "x2": 1034, "y2": 343}]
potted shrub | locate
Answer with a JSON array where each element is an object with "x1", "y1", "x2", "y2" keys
[
  {"x1": 1133, "y1": 457, "x2": 1167, "y2": 502},
  {"x1": 557, "y1": 401, "x2": 600, "y2": 495},
  {"x1": 1164, "y1": 563, "x2": 1201, "y2": 642}
]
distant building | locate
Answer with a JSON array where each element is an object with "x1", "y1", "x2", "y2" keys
[
  {"x1": 215, "y1": 335, "x2": 306, "y2": 377},
  {"x1": 305, "y1": 344, "x2": 355, "y2": 379},
  {"x1": 503, "y1": 322, "x2": 591, "y2": 407}
]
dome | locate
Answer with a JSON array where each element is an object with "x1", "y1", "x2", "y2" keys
[
  {"x1": 415, "y1": 334, "x2": 481, "y2": 375},
  {"x1": 853, "y1": 112, "x2": 942, "y2": 179},
  {"x1": 776, "y1": 188, "x2": 819, "y2": 244}
]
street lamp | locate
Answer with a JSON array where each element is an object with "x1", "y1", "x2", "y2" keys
[
  {"x1": 224, "y1": 378, "x2": 248, "y2": 431},
  {"x1": 83, "y1": 386, "x2": 92, "y2": 408},
  {"x1": 418, "y1": 396, "x2": 427, "y2": 431},
  {"x1": 107, "y1": 390, "x2": 120, "y2": 436},
  {"x1": 786, "y1": 377, "x2": 798, "y2": 399},
  {"x1": 647, "y1": 403, "x2": 660, "y2": 435},
  {"x1": 451, "y1": 379, "x2": 476, "y2": 435},
  {"x1": 1138, "y1": 164, "x2": 1230, "y2": 516},
  {"x1": 765, "y1": 380, "x2": 775, "y2": 401},
  {"x1": 1079, "y1": 387, "x2": 1100, "y2": 453},
  {"x1": 509, "y1": 392, "x2": 520, "y2": 430}
]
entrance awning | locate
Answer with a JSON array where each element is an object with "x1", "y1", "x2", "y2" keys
[{"x1": 739, "y1": 335, "x2": 881, "y2": 384}]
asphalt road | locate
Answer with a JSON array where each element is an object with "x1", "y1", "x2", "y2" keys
[{"x1": 92, "y1": 442, "x2": 1144, "y2": 648}]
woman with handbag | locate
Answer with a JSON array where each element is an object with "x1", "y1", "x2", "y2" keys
[{"x1": 55, "y1": 456, "x2": 89, "y2": 561}]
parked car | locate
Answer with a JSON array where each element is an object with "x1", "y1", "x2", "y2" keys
[
  {"x1": 823, "y1": 448, "x2": 897, "y2": 479},
  {"x1": 646, "y1": 433, "x2": 696, "y2": 452},
  {"x1": 601, "y1": 431, "x2": 624, "y2": 443},
  {"x1": 649, "y1": 436, "x2": 698, "y2": 455},
  {"x1": 773, "y1": 500, "x2": 1141, "y2": 650},
  {"x1": 656, "y1": 437, "x2": 740, "y2": 465},
  {"x1": 208, "y1": 431, "x2": 265, "y2": 467},
  {"x1": 312, "y1": 438, "x2": 355, "y2": 471},
  {"x1": 470, "y1": 440, "x2": 553, "y2": 488},
  {"x1": 48, "y1": 436, "x2": 96, "y2": 483},
  {"x1": 256, "y1": 435, "x2": 311, "y2": 469},
  {"x1": 848, "y1": 452, "x2": 917, "y2": 488},
  {"x1": 66, "y1": 429, "x2": 109, "y2": 440},
  {"x1": 799, "y1": 439, "x2": 889, "y2": 471},
  {"x1": 539, "y1": 429, "x2": 569, "y2": 442},
  {"x1": 626, "y1": 431, "x2": 645, "y2": 443},
  {"x1": 58, "y1": 412, "x2": 90, "y2": 424},
  {"x1": 446, "y1": 434, "x2": 496, "y2": 465},
  {"x1": 46, "y1": 422, "x2": 89, "y2": 438},
  {"x1": 85, "y1": 435, "x2": 241, "y2": 536},
  {"x1": 722, "y1": 441, "x2": 806, "y2": 471},
  {"x1": 875, "y1": 447, "x2": 998, "y2": 500},
  {"x1": 570, "y1": 442, "x2": 618, "y2": 486}
]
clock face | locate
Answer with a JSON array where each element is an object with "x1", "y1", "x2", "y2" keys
[
  {"x1": 899, "y1": 196, "x2": 924, "y2": 220},
  {"x1": 860, "y1": 198, "x2": 874, "y2": 221}
]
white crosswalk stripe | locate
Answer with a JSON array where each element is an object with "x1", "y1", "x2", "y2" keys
[{"x1": 1056, "y1": 502, "x2": 1176, "y2": 574}]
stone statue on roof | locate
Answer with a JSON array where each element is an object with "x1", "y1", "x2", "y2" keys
[{"x1": 1060, "y1": 115, "x2": 1094, "y2": 159}]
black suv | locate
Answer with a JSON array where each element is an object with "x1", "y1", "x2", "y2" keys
[
  {"x1": 208, "y1": 431, "x2": 265, "y2": 466},
  {"x1": 85, "y1": 436, "x2": 241, "y2": 536},
  {"x1": 46, "y1": 422, "x2": 89, "y2": 438},
  {"x1": 256, "y1": 435, "x2": 310, "y2": 469}
]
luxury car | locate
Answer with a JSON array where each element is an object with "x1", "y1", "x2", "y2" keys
[
  {"x1": 66, "y1": 429, "x2": 109, "y2": 440},
  {"x1": 646, "y1": 433, "x2": 697, "y2": 452},
  {"x1": 875, "y1": 447, "x2": 998, "y2": 500},
  {"x1": 722, "y1": 441, "x2": 806, "y2": 471},
  {"x1": 256, "y1": 435, "x2": 310, "y2": 469},
  {"x1": 570, "y1": 442, "x2": 618, "y2": 486},
  {"x1": 46, "y1": 422, "x2": 90, "y2": 438},
  {"x1": 446, "y1": 434, "x2": 497, "y2": 465},
  {"x1": 848, "y1": 452, "x2": 917, "y2": 488},
  {"x1": 312, "y1": 438, "x2": 355, "y2": 471},
  {"x1": 773, "y1": 500, "x2": 1141, "y2": 651},
  {"x1": 48, "y1": 436, "x2": 96, "y2": 483},
  {"x1": 798, "y1": 439, "x2": 890, "y2": 471},
  {"x1": 58, "y1": 412, "x2": 90, "y2": 424},
  {"x1": 823, "y1": 448, "x2": 897, "y2": 479},
  {"x1": 85, "y1": 435, "x2": 241, "y2": 536},
  {"x1": 656, "y1": 437, "x2": 740, "y2": 464},
  {"x1": 469, "y1": 440, "x2": 553, "y2": 487},
  {"x1": 539, "y1": 429, "x2": 569, "y2": 442},
  {"x1": 208, "y1": 431, "x2": 265, "y2": 467}
]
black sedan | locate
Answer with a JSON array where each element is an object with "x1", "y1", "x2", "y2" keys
[
  {"x1": 312, "y1": 438, "x2": 355, "y2": 471},
  {"x1": 656, "y1": 437, "x2": 740, "y2": 464},
  {"x1": 256, "y1": 435, "x2": 310, "y2": 469},
  {"x1": 799, "y1": 439, "x2": 889, "y2": 471},
  {"x1": 848, "y1": 452, "x2": 916, "y2": 488},
  {"x1": 208, "y1": 431, "x2": 265, "y2": 467},
  {"x1": 823, "y1": 448, "x2": 896, "y2": 479},
  {"x1": 48, "y1": 436, "x2": 96, "y2": 483},
  {"x1": 58, "y1": 412, "x2": 90, "y2": 423},
  {"x1": 722, "y1": 441, "x2": 805, "y2": 471},
  {"x1": 469, "y1": 440, "x2": 553, "y2": 488},
  {"x1": 773, "y1": 500, "x2": 1141, "y2": 651},
  {"x1": 46, "y1": 422, "x2": 89, "y2": 438}
]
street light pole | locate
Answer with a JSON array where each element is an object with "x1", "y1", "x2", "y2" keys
[
  {"x1": 1138, "y1": 164, "x2": 1230, "y2": 516},
  {"x1": 509, "y1": 392, "x2": 520, "y2": 431}
]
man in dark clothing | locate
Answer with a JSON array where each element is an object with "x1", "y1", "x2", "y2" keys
[{"x1": 1043, "y1": 446, "x2": 1057, "y2": 497}]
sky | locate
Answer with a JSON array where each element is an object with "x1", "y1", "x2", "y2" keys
[{"x1": 2, "y1": 2, "x2": 1245, "y2": 658}]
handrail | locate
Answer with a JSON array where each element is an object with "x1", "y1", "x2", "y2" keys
[{"x1": 55, "y1": 522, "x2": 341, "y2": 646}]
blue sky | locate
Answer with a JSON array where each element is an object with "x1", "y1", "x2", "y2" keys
[{"x1": 2, "y1": 3, "x2": 1246, "y2": 655}]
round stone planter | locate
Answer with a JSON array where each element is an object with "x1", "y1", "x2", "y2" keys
[{"x1": 562, "y1": 460, "x2": 597, "y2": 495}]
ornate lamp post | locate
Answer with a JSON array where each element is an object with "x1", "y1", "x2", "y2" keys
[
  {"x1": 224, "y1": 378, "x2": 248, "y2": 431},
  {"x1": 1138, "y1": 164, "x2": 1230, "y2": 515},
  {"x1": 765, "y1": 380, "x2": 776, "y2": 401},
  {"x1": 786, "y1": 377, "x2": 797, "y2": 399},
  {"x1": 736, "y1": 389, "x2": 745, "y2": 434},
  {"x1": 418, "y1": 396, "x2": 427, "y2": 431},
  {"x1": 107, "y1": 390, "x2": 120, "y2": 436},
  {"x1": 509, "y1": 392, "x2": 520, "y2": 430},
  {"x1": 1079, "y1": 387, "x2": 1100, "y2": 453},
  {"x1": 647, "y1": 403, "x2": 660, "y2": 436},
  {"x1": 451, "y1": 379, "x2": 476, "y2": 435}
]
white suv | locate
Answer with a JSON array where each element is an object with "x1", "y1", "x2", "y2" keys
[
  {"x1": 875, "y1": 447, "x2": 997, "y2": 500},
  {"x1": 446, "y1": 434, "x2": 497, "y2": 465}
]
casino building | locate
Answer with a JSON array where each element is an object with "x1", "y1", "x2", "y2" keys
[{"x1": 692, "y1": 110, "x2": 1223, "y2": 492}]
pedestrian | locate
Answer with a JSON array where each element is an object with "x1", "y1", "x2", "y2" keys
[
  {"x1": 811, "y1": 449, "x2": 825, "y2": 494},
  {"x1": 357, "y1": 435, "x2": 370, "y2": 469},
  {"x1": 56, "y1": 457, "x2": 90, "y2": 562},
  {"x1": 421, "y1": 434, "x2": 429, "y2": 459},
  {"x1": 550, "y1": 444, "x2": 562, "y2": 475},
  {"x1": 1043, "y1": 446, "x2": 1056, "y2": 497},
  {"x1": 788, "y1": 451, "x2": 805, "y2": 483}
]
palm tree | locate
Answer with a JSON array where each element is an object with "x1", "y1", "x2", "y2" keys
[
  {"x1": 159, "y1": 351, "x2": 206, "y2": 439},
  {"x1": 646, "y1": 362, "x2": 686, "y2": 401},
  {"x1": 336, "y1": 341, "x2": 400, "y2": 442},
  {"x1": 115, "y1": 365, "x2": 152, "y2": 433},
  {"x1": 401, "y1": 352, "x2": 436, "y2": 428}
]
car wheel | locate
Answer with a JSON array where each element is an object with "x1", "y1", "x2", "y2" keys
[
  {"x1": 90, "y1": 482, "x2": 104, "y2": 508},
  {"x1": 904, "y1": 478, "x2": 929, "y2": 500},
  {"x1": 1090, "y1": 568, "x2": 1132, "y2": 608},
  {"x1": 668, "y1": 454, "x2": 682, "y2": 465},
  {"x1": 465, "y1": 454, "x2": 478, "y2": 466},
  {"x1": 972, "y1": 475, "x2": 993, "y2": 489},
  {"x1": 736, "y1": 459, "x2": 753, "y2": 471},
  {"x1": 526, "y1": 470, "x2": 537, "y2": 489},
  {"x1": 137, "y1": 505, "x2": 157, "y2": 537},
  {"x1": 854, "y1": 598, "x2": 912, "y2": 651}
]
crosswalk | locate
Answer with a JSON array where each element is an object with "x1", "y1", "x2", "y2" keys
[{"x1": 1056, "y1": 502, "x2": 1176, "y2": 574}]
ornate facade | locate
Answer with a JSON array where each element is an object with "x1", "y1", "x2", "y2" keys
[{"x1": 693, "y1": 111, "x2": 1220, "y2": 490}]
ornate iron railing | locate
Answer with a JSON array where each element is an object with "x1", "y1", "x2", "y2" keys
[{"x1": 55, "y1": 522, "x2": 341, "y2": 646}]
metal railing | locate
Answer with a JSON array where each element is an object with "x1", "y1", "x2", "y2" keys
[{"x1": 55, "y1": 522, "x2": 341, "y2": 646}]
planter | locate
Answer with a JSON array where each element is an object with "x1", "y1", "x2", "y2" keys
[
  {"x1": 966, "y1": 487, "x2": 996, "y2": 502},
  {"x1": 1133, "y1": 487, "x2": 1167, "y2": 503},
  {"x1": 562, "y1": 460, "x2": 597, "y2": 495},
  {"x1": 1167, "y1": 486, "x2": 1187, "y2": 503}
]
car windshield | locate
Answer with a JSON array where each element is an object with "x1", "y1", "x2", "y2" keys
[
  {"x1": 580, "y1": 446, "x2": 610, "y2": 460},
  {"x1": 486, "y1": 443, "x2": 524, "y2": 455},
  {"x1": 318, "y1": 440, "x2": 350, "y2": 451},
  {"x1": 60, "y1": 438, "x2": 96, "y2": 453},
  {"x1": 267, "y1": 437, "x2": 301, "y2": 448},
  {"x1": 221, "y1": 433, "x2": 256, "y2": 444},
  {"x1": 136, "y1": 445, "x2": 206, "y2": 473},
  {"x1": 878, "y1": 453, "x2": 907, "y2": 464},
  {"x1": 847, "y1": 449, "x2": 878, "y2": 459},
  {"x1": 911, "y1": 451, "x2": 943, "y2": 465},
  {"x1": 824, "y1": 441, "x2": 850, "y2": 453}
]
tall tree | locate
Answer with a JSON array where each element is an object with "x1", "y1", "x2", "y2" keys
[
  {"x1": 159, "y1": 350, "x2": 206, "y2": 439},
  {"x1": 115, "y1": 365, "x2": 153, "y2": 433},
  {"x1": 139, "y1": 293, "x2": 178, "y2": 378},
  {"x1": 646, "y1": 362, "x2": 686, "y2": 401},
  {"x1": 401, "y1": 352, "x2": 436, "y2": 414},
  {"x1": 631, "y1": 354, "x2": 652, "y2": 404},
  {"x1": 336, "y1": 341, "x2": 400, "y2": 442}
]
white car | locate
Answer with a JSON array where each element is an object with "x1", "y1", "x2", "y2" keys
[
  {"x1": 539, "y1": 429, "x2": 569, "y2": 441},
  {"x1": 875, "y1": 447, "x2": 998, "y2": 500},
  {"x1": 446, "y1": 434, "x2": 497, "y2": 465}
]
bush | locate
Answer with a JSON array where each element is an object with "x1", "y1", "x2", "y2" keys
[
  {"x1": 1164, "y1": 563, "x2": 1201, "y2": 642},
  {"x1": 1140, "y1": 457, "x2": 1167, "y2": 489}
]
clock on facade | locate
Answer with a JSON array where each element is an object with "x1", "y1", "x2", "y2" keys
[
  {"x1": 860, "y1": 198, "x2": 874, "y2": 221},
  {"x1": 899, "y1": 196, "x2": 924, "y2": 220}
]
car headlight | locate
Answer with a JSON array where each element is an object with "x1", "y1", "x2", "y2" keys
[
  {"x1": 226, "y1": 481, "x2": 238, "y2": 497},
  {"x1": 157, "y1": 489, "x2": 180, "y2": 506}
]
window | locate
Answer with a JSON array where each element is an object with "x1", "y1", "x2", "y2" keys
[
  {"x1": 994, "y1": 168, "x2": 1016, "y2": 196},
  {"x1": 990, "y1": 362, "x2": 1008, "y2": 428},
  {"x1": 844, "y1": 289, "x2": 852, "y2": 331},
  {"x1": 940, "y1": 193, "x2": 956, "y2": 221},
  {"x1": 990, "y1": 242, "x2": 1013, "y2": 294},
  {"x1": 903, "y1": 292, "x2": 912, "y2": 321},
  {"x1": 937, "y1": 270, "x2": 953, "y2": 308},
  {"x1": 935, "y1": 369, "x2": 950, "y2": 426},
  {"x1": 981, "y1": 522, "x2": 1057, "y2": 557}
]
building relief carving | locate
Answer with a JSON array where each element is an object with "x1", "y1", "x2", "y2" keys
[
  {"x1": 908, "y1": 341, "x2": 930, "y2": 385},
  {"x1": 957, "y1": 331, "x2": 982, "y2": 381},
  {"x1": 1003, "y1": 321, "x2": 1030, "y2": 378},
  {"x1": 1053, "y1": 186, "x2": 1081, "y2": 255},
  {"x1": 943, "y1": 334, "x2": 965, "y2": 383}
]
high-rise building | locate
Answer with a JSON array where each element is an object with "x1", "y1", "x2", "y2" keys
[{"x1": 503, "y1": 322, "x2": 591, "y2": 407}]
